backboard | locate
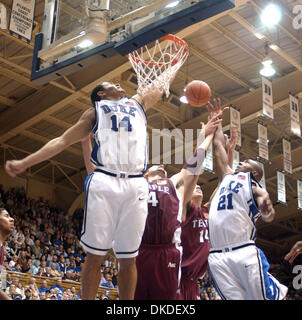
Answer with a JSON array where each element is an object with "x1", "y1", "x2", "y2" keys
[{"x1": 31, "y1": 0, "x2": 235, "y2": 85}]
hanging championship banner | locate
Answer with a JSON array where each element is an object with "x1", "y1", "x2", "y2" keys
[
  {"x1": 232, "y1": 149, "x2": 240, "y2": 172},
  {"x1": 277, "y1": 171, "x2": 286, "y2": 204},
  {"x1": 283, "y1": 138, "x2": 292, "y2": 174},
  {"x1": 262, "y1": 77, "x2": 274, "y2": 120},
  {"x1": 203, "y1": 142, "x2": 213, "y2": 173},
  {"x1": 230, "y1": 106, "x2": 241, "y2": 148},
  {"x1": 257, "y1": 161, "x2": 266, "y2": 189},
  {"x1": 297, "y1": 180, "x2": 302, "y2": 210},
  {"x1": 289, "y1": 94, "x2": 301, "y2": 137},
  {"x1": 0, "y1": 3, "x2": 7, "y2": 29},
  {"x1": 8, "y1": 0, "x2": 35, "y2": 41},
  {"x1": 258, "y1": 122, "x2": 269, "y2": 161}
]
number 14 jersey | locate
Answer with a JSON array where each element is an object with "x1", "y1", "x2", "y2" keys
[
  {"x1": 208, "y1": 172, "x2": 261, "y2": 249},
  {"x1": 91, "y1": 97, "x2": 148, "y2": 174}
]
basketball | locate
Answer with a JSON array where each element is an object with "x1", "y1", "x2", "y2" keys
[{"x1": 184, "y1": 80, "x2": 211, "y2": 107}]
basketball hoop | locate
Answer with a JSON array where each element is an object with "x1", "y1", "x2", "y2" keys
[{"x1": 127, "y1": 34, "x2": 189, "y2": 97}]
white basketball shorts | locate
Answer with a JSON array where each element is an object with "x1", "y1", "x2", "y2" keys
[
  {"x1": 208, "y1": 243, "x2": 288, "y2": 300},
  {"x1": 80, "y1": 171, "x2": 148, "y2": 259}
]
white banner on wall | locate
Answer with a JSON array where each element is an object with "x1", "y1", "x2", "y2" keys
[
  {"x1": 277, "y1": 171, "x2": 286, "y2": 204},
  {"x1": 230, "y1": 106, "x2": 241, "y2": 148},
  {"x1": 262, "y1": 77, "x2": 274, "y2": 120},
  {"x1": 232, "y1": 149, "x2": 240, "y2": 172},
  {"x1": 202, "y1": 142, "x2": 213, "y2": 173},
  {"x1": 289, "y1": 94, "x2": 301, "y2": 137},
  {"x1": 283, "y1": 138, "x2": 292, "y2": 174},
  {"x1": 0, "y1": 2, "x2": 7, "y2": 29},
  {"x1": 9, "y1": 0, "x2": 35, "y2": 41},
  {"x1": 258, "y1": 122, "x2": 269, "y2": 161},
  {"x1": 297, "y1": 180, "x2": 302, "y2": 210}
]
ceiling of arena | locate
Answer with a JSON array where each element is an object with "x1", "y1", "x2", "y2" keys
[{"x1": 0, "y1": 0, "x2": 302, "y2": 259}]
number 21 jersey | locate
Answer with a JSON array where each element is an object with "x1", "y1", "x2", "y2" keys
[{"x1": 208, "y1": 172, "x2": 261, "y2": 249}]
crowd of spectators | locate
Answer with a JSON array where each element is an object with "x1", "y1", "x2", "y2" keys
[{"x1": 0, "y1": 185, "x2": 119, "y2": 300}]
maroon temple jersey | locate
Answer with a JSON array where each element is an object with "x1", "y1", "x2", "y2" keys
[
  {"x1": 141, "y1": 178, "x2": 182, "y2": 245},
  {"x1": 181, "y1": 203, "x2": 209, "y2": 280}
]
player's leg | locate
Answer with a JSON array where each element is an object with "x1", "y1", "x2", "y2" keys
[
  {"x1": 80, "y1": 172, "x2": 117, "y2": 299},
  {"x1": 81, "y1": 253, "x2": 105, "y2": 299},
  {"x1": 243, "y1": 247, "x2": 288, "y2": 300},
  {"x1": 118, "y1": 257, "x2": 137, "y2": 300},
  {"x1": 113, "y1": 177, "x2": 149, "y2": 300},
  {"x1": 208, "y1": 252, "x2": 246, "y2": 300}
]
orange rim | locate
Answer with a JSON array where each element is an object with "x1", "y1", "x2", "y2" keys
[{"x1": 127, "y1": 34, "x2": 189, "y2": 67}]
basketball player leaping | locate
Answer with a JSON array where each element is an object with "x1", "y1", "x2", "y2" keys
[
  {"x1": 81, "y1": 107, "x2": 224, "y2": 300},
  {"x1": 5, "y1": 60, "x2": 182, "y2": 300},
  {"x1": 0, "y1": 208, "x2": 15, "y2": 300},
  {"x1": 178, "y1": 127, "x2": 237, "y2": 300},
  {"x1": 207, "y1": 98, "x2": 288, "y2": 300}
]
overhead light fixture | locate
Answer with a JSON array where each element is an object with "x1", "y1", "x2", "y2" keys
[
  {"x1": 180, "y1": 95, "x2": 188, "y2": 104},
  {"x1": 165, "y1": 1, "x2": 180, "y2": 8},
  {"x1": 260, "y1": 3, "x2": 282, "y2": 27},
  {"x1": 260, "y1": 59, "x2": 276, "y2": 77},
  {"x1": 257, "y1": 139, "x2": 270, "y2": 143},
  {"x1": 77, "y1": 39, "x2": 94, "y2": 49},
  {"x1": 260, "y1": 42, "x2": 276, "y2": 77}
]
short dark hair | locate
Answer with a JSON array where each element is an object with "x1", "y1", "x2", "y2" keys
[{"x1": 90, "y1": 84, "x2": 105, "y2": 106}]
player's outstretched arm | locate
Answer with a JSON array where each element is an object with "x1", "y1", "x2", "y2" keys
[
  {"x1": 171, "y1": 109, "x2": 222, "y2": 218},
  {"x1": 252, "y1": 186, "x2": 275, "y2": 223},
  {"x1": 5, "y1": 108, "x2": 95, "y2": 177},
  {"x1": 284, "y1": 241, "x2": 302, "y2": 264},
  {"x1": 211, "y1": 98, "x2": 233, "y2": 180},
  {"x1": 226, "y1": 125, "x2": 237, "y2": 169},
  {"x1": 81, "y1": 135, "x2": 96, "y2": 175}
]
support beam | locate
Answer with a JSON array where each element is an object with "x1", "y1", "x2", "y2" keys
[
  {"x1": 229, "y1": 11, "x2": 302, "y2": 73},
  {"x1": 188, "y1": 41, "x2": 255, "y2": 90}
]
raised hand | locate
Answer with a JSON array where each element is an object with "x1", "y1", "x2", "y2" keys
[
  {"x1": 284, "y1": 241, "x2": 302, "y2": 264},
  {"x1": 5, "y1": 160, "x2": 27, "y2": 177}
]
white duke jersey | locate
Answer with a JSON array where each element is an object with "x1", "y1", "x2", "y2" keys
[
  {"x1": 209, "y1": 172, "x2": 261, "y2": 249},
  {"x1": 91, "y1": 97, "x2": 148, "y2": 174}
]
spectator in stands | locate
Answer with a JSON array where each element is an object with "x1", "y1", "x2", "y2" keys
[
  {"x1": 49, "y1": 263, "x2": 62, "y2": 278},
  {"x1": 39, "y1": 280, "x2": 49, "y2": 293},
  {"x1": 102, "y1": 278, "x2": 114, "y2": 289},
  {"x1": 29, "y1": 259, "x2": 40, "y2": 275},
  {"x1": 8, "y1": 255, "x2": 18, "y2": 270},
  {"x1": 31, "y1": 239, "x2": 42, "y2": 259},
  {"x1": 39, "y1": 291, "x2": 47, "y2": 300},
  {"x1": 29, "y1": 277, "x2": 39, "y2": 295},
  {"x1": 63, "y1": 270, "x2": 77, "y2": 282},
  {"x1": 50, "y1": 279, "x2": 64, "y2": 295},
  {"x1": 24, "y1": 288, "x2": 32, "y2": 300}
]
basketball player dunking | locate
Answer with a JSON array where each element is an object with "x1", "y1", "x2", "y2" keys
[
  {"x1": 0, "y1": 208, "x2": 14, "y2": 300},
  {"x1": 207, "y1": 98, "x2": 288, "y2": 300}
]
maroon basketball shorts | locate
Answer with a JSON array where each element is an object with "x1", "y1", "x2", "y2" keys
[
  {"x1": 135, "y1": 243, "x2": 182, "y2": 300},
  {"x1": 179, "y1": 277, "x2": 200, "y2": 300}
]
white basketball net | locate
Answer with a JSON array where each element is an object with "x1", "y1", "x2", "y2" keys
[{"x1": 128, "y1": 34, "x2": 189, "y2": 97}]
